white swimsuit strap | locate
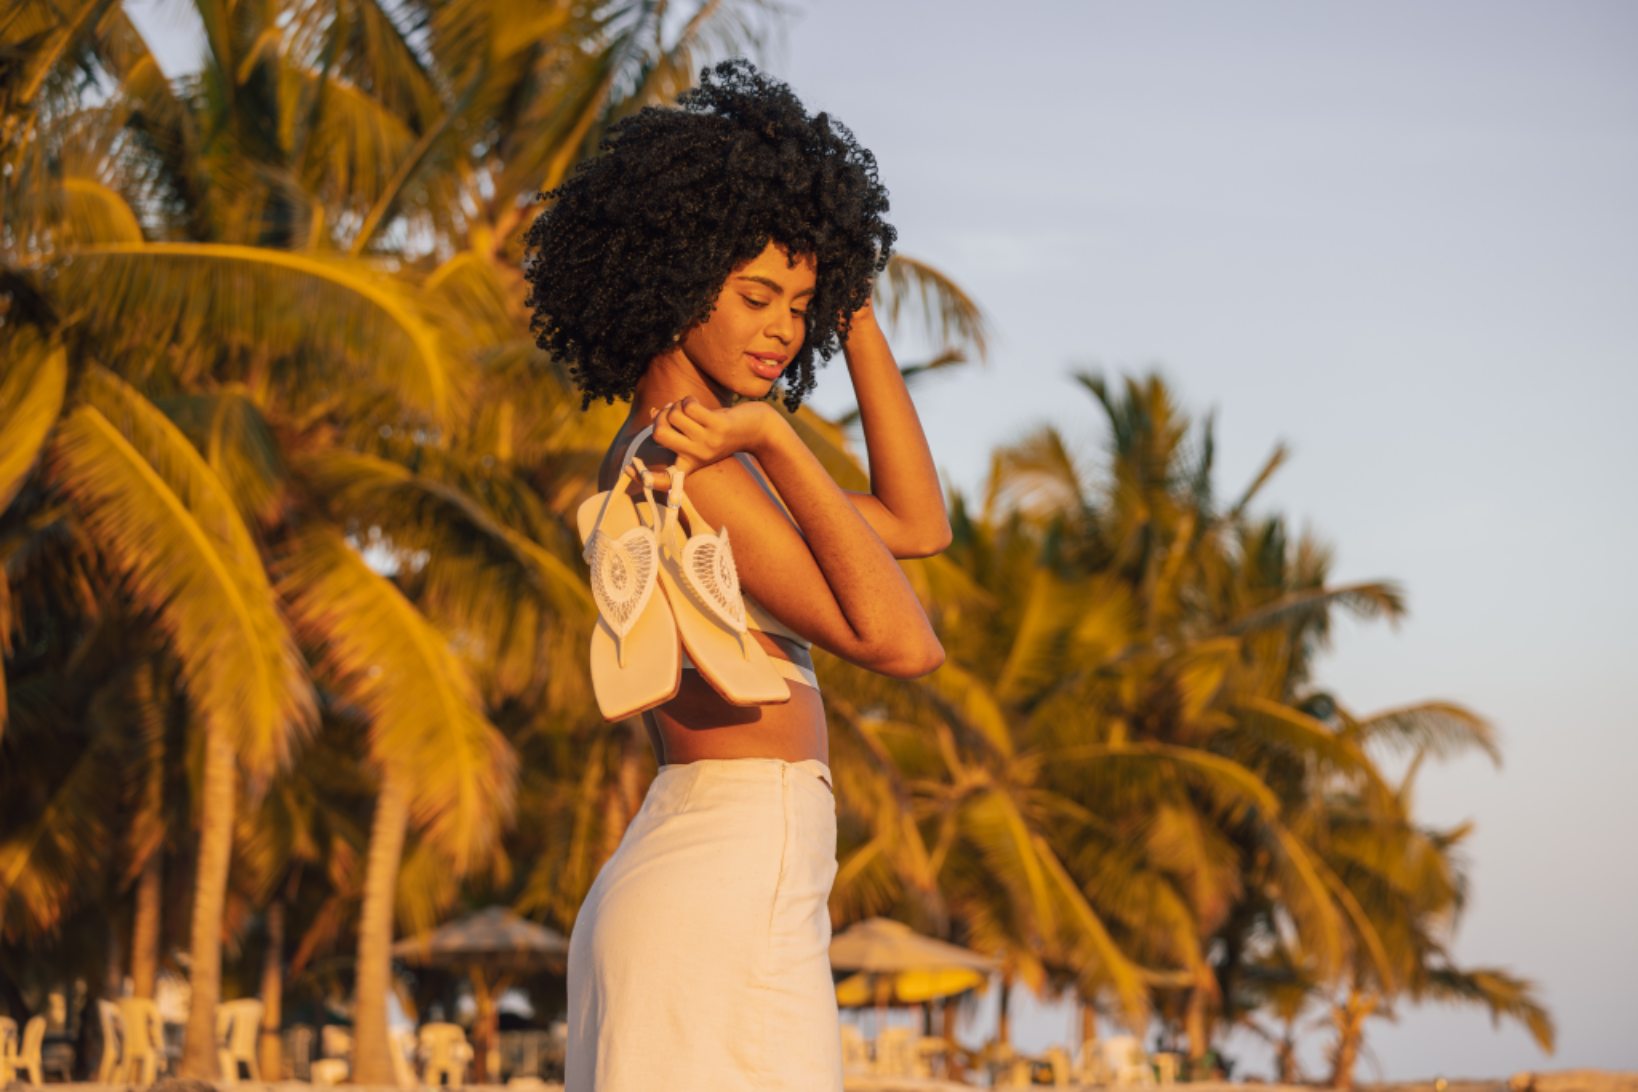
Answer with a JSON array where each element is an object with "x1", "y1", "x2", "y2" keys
[{"x1": 583, "y1": 426, "x2": 657, "y2": 559}]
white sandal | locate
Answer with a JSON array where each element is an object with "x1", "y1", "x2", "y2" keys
[
  {"x1": 575, "y1": 427, "x2": 681, "y2": 721},
  {"x1": 655, "y1": 465, "x2": 790, "y2": 706}
]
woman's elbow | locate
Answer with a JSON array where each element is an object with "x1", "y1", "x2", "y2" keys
[
  {"x1": 873, "y1": 635, "x2": 945, "y2": 679},
  {"x1": 907, "y1": 519, "x2": 953, "y2": 559}
]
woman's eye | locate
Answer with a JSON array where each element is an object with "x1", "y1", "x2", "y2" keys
[
  {"x1": 792, "y1": 310, "x2": 808, "y2": 320},
  {"x1": 742, "y1": 296, "x2": 769, "y2": 309}
]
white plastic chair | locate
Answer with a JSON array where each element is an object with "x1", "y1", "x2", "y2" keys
[
  {"x1": 418, "y1": 1022, "x2": 473, "y2": 1087},
  {"x1": 913, "y1": 1035, "x2": 949, "y2": 1078},
  {"x1": 1074, "y1": 1038, "x2": 1107, "y2": 1085},
  {"x1": 990, "y1": 1042, "x2": 1032, "y2": 1089},
  {"x1": 119, "y1": 998, "x2": 164, "y2": 1085},
  {"x1": 311, "y1": 1058, "x2": 350, "y2": 1085},
  {"x1": 839, "y1": 1024, "x2": 872, "y2": 1076},
  {"x1": 17, "y1": 1016, "x2": 45, "y2": 1087},
  {"x1": 874, "y1": 1026, "x2": 916, "y2": 1077},
  {"x1": 390, "y1": 1028, "x2": 419, "y2": 1089},
  {"x1": 0, "y1": 1018, "x2": 16, "y2": 1086},
  {"x1": 1041, "y1": 1045, "x2": 1072, "y2": 1087},
  {"x1": 96, "y1": 1000, "x2": 127, "y2": 1083},
  {"x1": 1153, "y1": 1050, "x2": 1180, "y2": 1085},
  {"x1": 215, "y1": 998, "x2": 263, "y2": 1084},
  {"x1": 311, "y1": 1024, "x2": 352, "y2": 1085},
  {"x1": 1103, "y1": 1035, "x2": 1156, "y2": 1087}
]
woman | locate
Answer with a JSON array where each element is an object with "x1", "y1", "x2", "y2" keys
[{"x1": 525, "y1": 60, "x2": 948, "y2": 1091}]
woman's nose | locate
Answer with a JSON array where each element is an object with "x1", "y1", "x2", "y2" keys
[{"x1": 766, "y1": 308, "x2": 794, "y2": 343}]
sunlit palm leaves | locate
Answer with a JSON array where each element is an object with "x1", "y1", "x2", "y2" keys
[{"x1": 52, "y1": 368, "x2": 315, "y2": 770}]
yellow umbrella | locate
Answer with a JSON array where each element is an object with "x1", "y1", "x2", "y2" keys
[
  {"x1": 830, "y1": 918, "x2": 996, "y2": 1008},
  {"x1": 835, "y1": 967, "x2": 989, "y2": 1007}
]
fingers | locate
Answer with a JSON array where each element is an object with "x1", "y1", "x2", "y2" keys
[{"x1": 650, "y1": 401, "x2": 704, "y2": 475}]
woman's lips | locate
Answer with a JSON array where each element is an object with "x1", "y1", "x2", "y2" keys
[{"x1": 746, "y1": 353, "x2": 786, "y2": 380}]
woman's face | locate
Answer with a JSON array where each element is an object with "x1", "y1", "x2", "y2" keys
[{"x1": 679, "y1": 241, "x2": 817, "y2": 401}]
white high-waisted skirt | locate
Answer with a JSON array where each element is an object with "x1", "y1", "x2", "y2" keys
[{"x1": 565, "y1": 757, "x2": 842, "y2": 1091}]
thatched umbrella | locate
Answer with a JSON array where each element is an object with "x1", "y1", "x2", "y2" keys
[
  {"x1": 830, "y1": 918, "x2": 996, "y2": 977},
  {"x1": 393, "y1": 907, "x2": 568, "y2": 1081},
  {"x1": 831, "y1": 917, "x2": 997, "y2": 1066}
]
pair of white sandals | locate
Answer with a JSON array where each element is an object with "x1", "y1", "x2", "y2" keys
[{"x1": 576, "y1": 426, "x2": 792, "y2": 721}]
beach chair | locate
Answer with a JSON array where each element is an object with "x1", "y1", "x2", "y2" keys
[
  {"x1": 96, "y1": 1000, "x2": 128, "y2": 1083},
  {"x1": 914, "y1": 1035, "x2": 950, "y2": 1078},
  {"x1": 311, "y1": 1024, "x2": 352, "y2": 1085},
  {"x1": 390, "y1": 1028, "x2": 419, "y2": 1089},
  {"x1": 990, "y1": 1042, "x2": 1032, "y2": 1089},
  {"x1": 418, "y1": 1022, "x2": 473, "y2": 1087},
  {"x1": 839, "y1": 1024, "x2": 872, "y2": 1076},
  {"x1": 16, "y1": 1016, "x2": 45, "y2": 1087},
  {"x1": 1074, "y1": 1038, "x2": 1107, "y2": 1085},
  {"x1": 0, "y1": 1017, "x2": 15, "y2": 1085},
  {"x1": 1041, "y1": 1046, "x2": 1072, "y2": 1087},
  {"x1": 215, "y1": 998, "x2": 263, "y2": 1084},
  {"x1": 1153, "y1": 1050, "x2": 1180, "y2": 1085},
  {"x1": 312, "y1": 1058, "x2": 350, "y2": 1085},
  {"x1": 1103, "y1": 1035, "x2": 1156, "y2": 1087},
  {"x1": 119, "y1": 998, "x2": 165, "y2": 1085},
  {"x1": 874, "y1": 1026, "x2": 916, "y2": 1077}
]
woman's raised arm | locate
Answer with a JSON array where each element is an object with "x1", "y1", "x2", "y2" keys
[
  {"x1": 836, "y1": 299, "x2": 953, "y2": 559},
  {"x1": 652, "y1": 399, "x2": 944, "y2": 680}
]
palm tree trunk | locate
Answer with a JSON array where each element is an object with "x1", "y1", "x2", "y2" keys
[
  {"x1": 1080, "y1": 998, "x2": 1098, "y2": 1052},
  {"x1": 1185, "y1": 982, "x2": 1208, "y2": 1063},
  {"x1": 997, "y1": 973, "x2": 1012, "y2": 1048},
  {"x1": 352, "y1": 770, "x2": 410, "y2": 1086},
  {"x1": 131, "y1": 851, "x2": 162, "y2": 999},
  {"x1": 105, "y1": 918, "x2": 125, "y2": 998},
  {"x1": 258, "y1": 900, "x2": 285, "y2": 1080},
  {"x1": 178, "y1": 728, "x2": 236, "y2": 1080},
  {"x1": 1328, "y1": 986, "x2": 1376, "y2": 1091}
]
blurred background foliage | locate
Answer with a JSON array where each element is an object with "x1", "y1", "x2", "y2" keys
[{"x1": 0, "y1": 0, "x2": 1550, "y2": 1086}]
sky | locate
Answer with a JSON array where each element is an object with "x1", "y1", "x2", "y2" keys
[{"x1": 124, "y1": 0, "x2": 1638, "y2": 1080}]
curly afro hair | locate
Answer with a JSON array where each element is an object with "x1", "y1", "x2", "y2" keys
[{"x1": 523, "y1": 59, "x2": 895, "y2": 411}]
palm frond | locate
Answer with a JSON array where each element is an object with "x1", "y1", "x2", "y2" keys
[
  {"x1": 153, "y1": 388, "x2": 288, "y2": 527},
  {"x1": 988, "y1": 424, "x2": 1085, "y2": 521},
  {"x1": 919, "y1": 662, "x2": 1014, "y2": 759},
  {"x1": 0, "y1": 328, "x2": 67, "y2": 512},
  {"x1": 876, "y1": 254, "x2": 990, "y2": 361},
  {"x1": 1422, "y1": 965, "x2": 1555, "y2": 1052},
  {"x1": 55, "y1": 176, "x2": 145, "y2": 245},
  {"x1": 1347, "y1": 702, "x2": 1500, "y2": 766},
  {"x1": 1223, "y1": 582, "x2": 1407, "y2": 636},
  {"x1": 995, "y1": 568, "x2": 1083, "y2": 706},
  {"x1": 48, "y1": 367, "x2": 315, "y2": 771},
  {"x1": 52, "y1": 244, "x2": 474, "y2": 426},
  {"x1": 0, "y1": 742, "x2": 117, "y2": 940},
  {"x1": 279, "y1": 526, "x2": 516, "y2": 872},
  {"x1": 299, "y1": 449, "x2": 591, "y2": 617},
  {"x1": 1227, "y1": 442, "x2": 1289, "y2": 520},
  {"x1": 1232, "y1": 697, "x2": 1394, "y2": 805}
]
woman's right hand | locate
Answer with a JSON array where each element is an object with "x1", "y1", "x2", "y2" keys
[{"x1": 651, "y1": 397, "x2": 779, "y2": 478}]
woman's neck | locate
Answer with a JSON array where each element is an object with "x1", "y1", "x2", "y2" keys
[{"x1": 632, "y1": 346, "x2": 729, "y2": 416}]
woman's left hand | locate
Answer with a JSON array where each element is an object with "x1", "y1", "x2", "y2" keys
[{"x1": 650, "y1": 397, "x2": 778, "y2": 478}]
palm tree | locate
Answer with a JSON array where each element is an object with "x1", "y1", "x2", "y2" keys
[
  {"x1": 1, "y1": 0, "x2": 553, "y2": 1074},
  {"x1": 816, "y1": 369, "x2": 1551, "y2": 1073},
  {"x1": 5, "y1": 0, "x2": 985, "y2": 1080}
]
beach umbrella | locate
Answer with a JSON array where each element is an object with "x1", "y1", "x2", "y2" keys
[
  {"x1": 393, "y1": 907, "x2": 567, "y2": 1081},
  {"x1": 831, "y1": 917, "x2": 997, "y2": 1017},
  {"x1": 830, "y1": 918, "x2": 997, "y2": 975}
]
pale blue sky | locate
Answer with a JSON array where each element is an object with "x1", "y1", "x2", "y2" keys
[{"x1": 127, "y1": 0, "x2": 1637, "y2": 1078}]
